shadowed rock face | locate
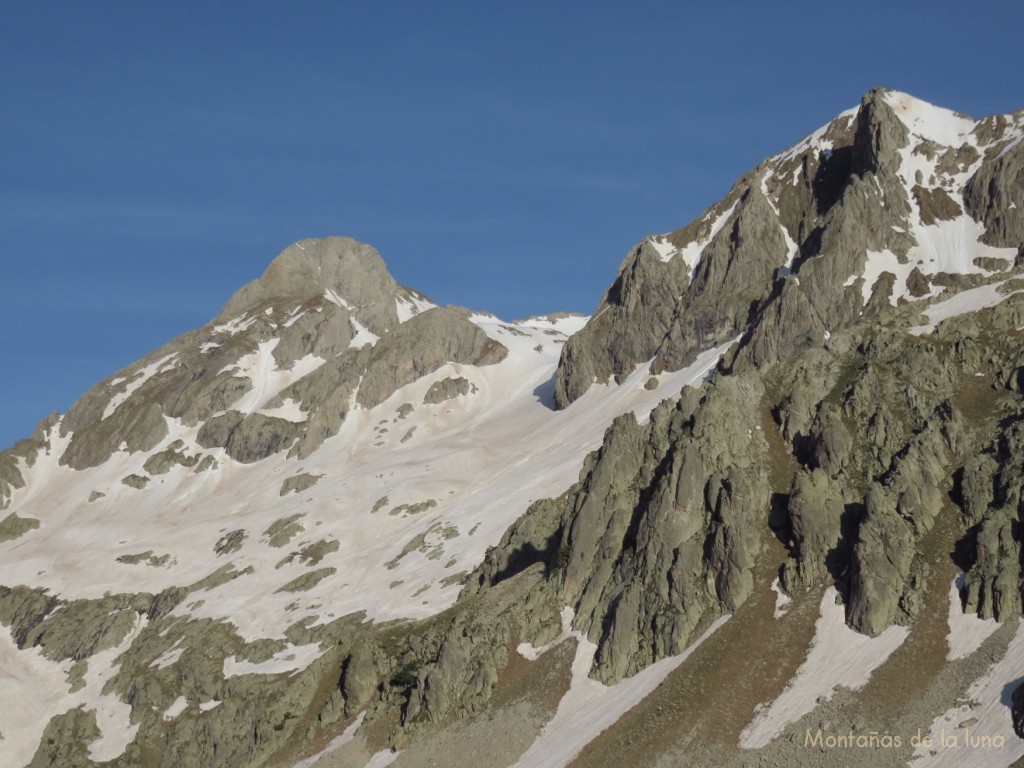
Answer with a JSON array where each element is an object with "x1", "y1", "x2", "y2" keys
[{"x1": 555, "y1": 89, "x2": 1024, "y2": 408}]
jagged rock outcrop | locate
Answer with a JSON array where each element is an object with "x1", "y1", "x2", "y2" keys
[
  {"x1": 41, "y1": 237, "x2": 514, "y2": 470},
  {"x1": 423, "y1": 376, "x2": 474, "y2": 404},
  {"x1": 556, "y1": 89, "x2": 1022, "y2": 409},
  {"x1": 355, "y1": 308, "x2": 505, "y2": 409},
  {"x1": 471, "y1": 373, "x2": 771, "y2": 683},
  {"x1": 965, "y1": 128, "x2": 1024, "y2": 248},
  {"x1": 52, "y1": 238, "x2": 416, "y2": 470},
  {"x1": 196, "y1": 411, "x2": 304, "y2": 463}
]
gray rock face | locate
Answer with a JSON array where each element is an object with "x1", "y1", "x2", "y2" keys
[
  {"x1": 473, "y1": 373, "x2": 770, "y2": 683},
  {"x1": 555, "y1": 89, "x2": 1022, "y2": 408},
  {"x1": 423, "y1": 376, "x2": 474, "y2": 404},
  {"x1": 781, "y1": 468, "x2": 845, "y2": 589},
  {"x1": 966, "y1": 124, "x2": 1024, "y2": 248},
  {"x1": 215, "y1": 237, "x2": 401, "y2": 336},
  {"x1": 51, "y1": 237, "x2": 422, "y2": 471},
  {"x1": 196, "y1": 411, "x2": 304, "y2": 464},
  {"x1": 960, "y1": 418, "x2": 1024, "y2": 620},
  {"x1": 0, "y1": 512, "x2": 39, "y2": 543},
  {"x1": 279, "y1": 472, "x2": 323, "y2": 496},
  {"x1": 356, "y1": 308, "x2": 505, "y2": 409},
  {"x1": 62, "y1": 401, "x2": 169, "y2": 471},
  {"x1": 6, "y1": 91, "x2": 1024, "y2": 766},
  {"x1": 143, "y1": 440, "x2": 200, "y2": 475}
]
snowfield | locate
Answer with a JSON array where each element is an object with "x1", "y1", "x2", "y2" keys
[{"x1": 0, "y1": 312, "x2": 731, "y2": 767}]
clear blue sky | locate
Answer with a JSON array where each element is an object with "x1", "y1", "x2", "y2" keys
[{"x1": 2, "y1": 1, "x2": 1022, "y2": 449}]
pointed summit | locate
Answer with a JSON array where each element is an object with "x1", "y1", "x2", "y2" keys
[
  {"x1": 555, "y1": 90, "x2": 1024, "y2": 406},
  {"x1": 216, "y1": 236, "x2": 403, "y2": 334}
]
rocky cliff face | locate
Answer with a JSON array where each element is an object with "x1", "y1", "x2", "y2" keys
[
  {"x1": 555, "y1": 89, "x2": 1023, "y2": 405},
  {"x1": 3, "y1": 90, "x2": 1024, "y2": 768}
]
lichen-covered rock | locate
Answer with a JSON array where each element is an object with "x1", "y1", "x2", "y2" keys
[
  {"x1": 196, "y1": 411, "x2": 302, "y2": 463},
  {"x1": 472, "y1": 374, "x2": 771, "y2": 683},
  {"x1": 143, "y1": 440, "x2": 200, "y2": 475},
  {"x1": 0, "y1": 512, "x2": 40, "y2": 542},
  {"x1": 280, "y1": 472, "x2": 324, "y2": 496},
  {"x1": 423, "y1": 376, "x2": 474, "y2": 404},
  {"x1": 61, "y1": 401, "x2": 169, "y2": 471},
  {"x1": 121, "y1": 473, "x2": 150, "y2": 490},
  {"x1": 846, "y1": 487, "x2": 916, "y2": 635},
  {"x1": 214, "y1": 529, "x2": 247, "y2": 556},
  {"x1": 781, "y1": 468, "x2": 846, "y2": 589},
  {"x1": 357, "y1": 308, "x2": 506, "y2": 409},
  {"x1": 960, "y1": 419, "x2": 1024, "y2": 620}
]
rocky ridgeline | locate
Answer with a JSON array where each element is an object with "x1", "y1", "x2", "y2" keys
[
  {"x1": 2, "y1": 89, "x2": 1024, "y2": 767},
  {"x1": 0, "y1": 237, "x2": 507, "y2": 486},
  {"x1": 555, "y1": 88, "x2": 1024, "y2": 405}
]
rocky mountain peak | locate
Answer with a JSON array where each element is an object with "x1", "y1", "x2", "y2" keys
[
  {"x1": 851, "y1": 87, "x2": 911, "y2": 177},
  {"x1": 4, "y1": 90, "x2": 1024, "y2": 768},
  {"x1": 555, "y1": 88, "x2": 1024, "y2": 407},
  {"x1": 215, "y1": 236, "x2": 402, "y2": 335}
]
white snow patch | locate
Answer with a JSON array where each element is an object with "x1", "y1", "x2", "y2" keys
[
  {"x1": 511, "y1": 614, "x2": 730, "y2": 768},
  {"x1": 199, "y1": 699, "x2": 221, "y2": 712},
  {"x1": 947, "y1": 574, "x2": 1001, "y2": 661},
  {"x1": 283, "y1": 307, "x2": 319, "y2": 328},
  {"x1": 365, "y1": 750, "x2": 400, "y2": 768},
  {"x1": 740, "y1": 588, "x2": 909, "y2": 749},
  {"x1": 396, "y1": 292, "x2": 437, "y2": 323},
  {"x1": 0, "y1": 324, "x2": 732, "y2": 743},
  {"x1": 647, "y1": 236, "x2": 677, "y2": 262},
  {"x1": 223, "y1": 643, "x2": 324, "y2": 677},
  {"x1": 884, "y1": 91, "x2": 977, "y2": 148},
  {"x1": 323, "y1": 288, "x2": 356, "y2": 311},
  {"x1": 290, "y1": 711, "x2": 365, "y2": 768},
  {"x1": 771, "y1": 106, "x2": 859, "y2": 167},
  {"x1": 349, "y1": 317, "x2": 380, "y2": 348},
  {"x1": 517, "y1": 606, "x2": 576, "y2": 661},
  {"x1": 103, "y1": 354, "x2": 178, "y2": 419},
  {"x1": 911, "y1": 619, "x2": 1024, "y2": 768},
  {"x1": 84, "y1": 613, "x2": 148, "y2": 762},
  {"x1": 213, "y1": 314, "x2": 258, "y2": 336},
  {"x1": 259, "y1": 398, "x2": 306, "y2": 422},
  {"x1": 859, "y1": 248, "x2": 923, "y2": 305},
  {"x1": 771, "y1": 578, "x2": 792, "y2": 619},
  {"x1": 199, "y1": 342, "x2": 221, "y2": 353},
  {"x1": 162, "y1": 695, "x2": 188, "y2": 721},
  {"x1": 858, "y1": 216, "x2": 1014, "y2": 307},
  {"x1": 150, "y1": 641, "x2": 184, "y2": 669},
  {"x1": 910, "y1": 280, "x2": 1023, "y2": 334},
  {"x1": 221, "y1": 340, "x2": 325, "y2": 414},
  {"x1": 675, "y1": 199, "x2": 740, "y2": 279},
  {"x1": 515, "y1": 314, "x2": 590, "y2": 336},
  {"x1": 0, "y1": 625, "x2": 80, "y2": 768}
]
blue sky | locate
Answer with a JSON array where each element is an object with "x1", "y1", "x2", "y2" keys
[{"x1": 2, "y1": 1, "x2": 1023, "y2": 449}]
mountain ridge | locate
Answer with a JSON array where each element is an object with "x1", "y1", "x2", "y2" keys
[{"x1": 3, "y1": 87, "x2": 1024, "y2": 768}]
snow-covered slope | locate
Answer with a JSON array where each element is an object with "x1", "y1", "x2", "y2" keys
[
  {"x1": 0, "y1": 252, "x2": 730, "y2": 765},
  {"x1": 4, "y1": 90, "x2": 1024, "y2": 768}
]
